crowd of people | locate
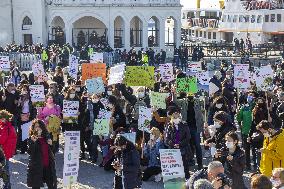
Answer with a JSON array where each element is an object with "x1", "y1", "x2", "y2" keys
[{"x1": 0, "y1": 42, "x2": 284, "y2": 189}]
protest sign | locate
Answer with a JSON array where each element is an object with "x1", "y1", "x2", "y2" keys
[
  {"x1": 159, "y1": 149, "x2": 185, "y2": 189},
  {"x1": 98, "y1": 109, "x2": 112, "y2": 119},
  {"x1": 69, "y1": 55, "x2": 78, "y2": 79},
  {"x1": 196, "y1": 71, "x2": 209, "y2": 95},
  {"x1": 29, "y1": 85, "x2": 45, "y2": 107},
  {"x1": 124, "y1": 66, "x2": 155, "y2": 87},
  {"x1": 159, "y1": 63, "x2": 174, "y2": 82},
  {"x1": 150, "y1": 92, "x2": 170, "y2": 109},
  {"x1": 209, "y1": 82, "x2": 219, "y2": 96},
  {"x1": 90, "y1": 52, "x2": 104, "y2": 63},
  {"x1": 63, "y1": 131, "x2": 80, "y2": 187},
  {"x1": 188, "y1": 61, "x2": 202, "y2": 73},
  {"x1": 47, "y1": 116, "x2": 61, "y2": 141},
  {"x1": 0, "y1": 56, "x2": 10, "y2": 71},
  {"x1": 234, "y1": 64, "x2": 250, "y2": 90},
  {"x1": 138, "y1": 106, "x2": 152, "y2": 133},
  {"x1": 253, "y1": 65, "x2": 274, "y2": 90},
  {"x1": 93, "y1": 119, "x2": 110, "y2": 136},
  {"x1": 81, "y1": 63, "x2": 106, "y2": 82},
  {"x1": 32, "y1": 62, "x2": 48, "y2": 82},
  {"x1": 85, "y1": 77, "x2": 105, "y2": 95},
  {"x1": 21, "y1": 121, "x2": 32, "y2": 141},
  {"x1": 176, "y1": 77, "x2": 198, "y2": 94},
  {"x1": 121, "y1": 132, "x2": 136, "y2": 144},
  {"x1": 108, "y1": 63, "x2": 126, "y2": 85},
  {"x1": 63, "y1": 100, "x2": 79, "y2": 123}
]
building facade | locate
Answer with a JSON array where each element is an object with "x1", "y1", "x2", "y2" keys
[{"x1": 0, "y1": 0, "x2": 182, "y2": 50}]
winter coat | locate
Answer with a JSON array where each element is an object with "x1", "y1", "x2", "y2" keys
[
  {"x1": 0, "y1": 89, "x2": 19, "y2": 115},
  {"x1": 27, "y1": 138, "x2": 57, "y2": 188},
  {"x1": 112, "y1": 106, "x2": 126, "y2": 131},
  {"x1": 187, "y1": 168, "x2": 208, "y2": 189},
  {"x1": 260, "y1": 129, "x2": 284, "y2": 177},
  {"x1": 0, "y1": 121, "x2": 17, "y2": 159},
  {"x1": 164, "y1": 122, "x2": 192, "y2": 157},
  {"x1": 225, "y1": 146, "x2": 246, "y2": 189},
  {"x1": 144, "y1": 138, "x2": 164, "y2": 167},
  {"x1": 237, "y1": 105, "x2": 253, "y2": 136},
  {"x1": 121, "y1": 144, "x2": 141, "y2": 189}
]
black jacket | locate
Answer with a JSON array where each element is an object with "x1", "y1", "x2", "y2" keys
[
  {"x1": 27, "y1": 138, "x2": 57, "y2": 188},
  {"x1": 0, "y1": 89, "x2": 19, "y2": 115}
]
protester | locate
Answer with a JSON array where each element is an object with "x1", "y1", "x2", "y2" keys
[
  {"x1": 27, "y1": 119, "x2": 57, "y2": 189},
  {"x1": 251, "y1": 174, "x2": 272, "y2": 189}
]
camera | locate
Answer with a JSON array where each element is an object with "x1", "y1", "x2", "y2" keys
[{"x1": 217, "y1": 173, "x2": 232, "y2": 189}]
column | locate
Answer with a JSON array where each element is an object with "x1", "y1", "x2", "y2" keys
[
  {"x1": 66, "y1": 25, "x2": 72, "y2": 45},
  {"x1": 108, "y1": 23, "x2": 114, "y2": 49},
  {"x1": 124, "y1": 21, "x2": 130, "y2": 50},
  {"x1": 159, "y1": 18, "x2": 166, "y2": 50},
  {"x1": 142, "y1": 21, "x2": 148, "y2": 48},
  {"x1": 175, "y1": 18, "x2": 181, "y2": 47}
]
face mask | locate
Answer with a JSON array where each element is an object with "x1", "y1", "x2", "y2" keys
[
  {"x1": 214, "y1": 121, "x2": 221, "y2": 128},
  {"x1": 92, "y1": 99, "x2": 99, "y2": 103},
  {"x1": 76, "y1": 87, "x2": 80, "y2": 92},
  {"x1": 10, "y1": 90, "x2": 15, "y2": 94},
  {"x1": 216, "y1": 104, "x2": 222, "y2": 109},
  {"x1": 107, "y1": 91, "x2": 112, "y2": 96},
  {"x1": 263, "y1": 132, "x2": 271, "y2": 138},
  {"x1": 226, "y1": 75, "x2": 230, "y2": 79},
  {"x1": 70, "y1": 94, "x2": 75, "y2": 99},
  {"x1": 270, "y1": 179, "x2": 281, "y2": 187},
  {"x1": 138, "y1": 92, "x2": 145, "y2": 99},
  {"x1": 226, "y1": 141, "x2": 234, "y2": 149},
  {"x1": 150, "y1": 134, "x2": 155, "y2": 140},
  {"x1": 172, "y1": 118, "x2": 181, "y2": 125}
]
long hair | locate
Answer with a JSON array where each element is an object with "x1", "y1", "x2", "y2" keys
[{"x1": 29, "y1": 119, "x2": 49, "y2": 139}]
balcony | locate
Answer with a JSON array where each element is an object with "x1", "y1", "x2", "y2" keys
[{"x1": 51, "y1": 0, "x2": 181, "y2": 7}]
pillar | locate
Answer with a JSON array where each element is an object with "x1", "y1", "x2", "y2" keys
[
  {"x1": 124, "y1": 20, "x2": 130, "y2": 50},
  {"x1": 108, "y1": 23, "x2": 114, "y2": 49},
  {"x1": 142, "y1": 20, "x2": 148, "y2": 48},
  {"x1": 66, "y1": 25, "x2": 72, "y2": 46},
  {"x1": 175, "y1": 18, "x2": 181, "y2": 47},
  {"x1": 159, "y1": 18, "x2": 166, "y2": 50}
]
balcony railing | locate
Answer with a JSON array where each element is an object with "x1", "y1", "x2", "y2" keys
[{"x1": 51, "y1": 0, "x2": 181, "y2": 6}]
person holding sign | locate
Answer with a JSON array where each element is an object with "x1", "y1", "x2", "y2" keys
[
  {"x1": 27, "y1": 119, "x2": 57, "y2": 189},
  {"x1": 164, "y1": 106, "x2": 192, "y2": 179}
]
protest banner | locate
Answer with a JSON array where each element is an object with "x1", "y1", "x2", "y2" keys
[
  {"x1": 121, "y1": 132, "x2": 136, "y2": 144},
  {"x1": 93, "y1": 119, "x2": 110, "y2": 136},
  {"x1": 0, "y1": 56, "x2": 10, "y2": 72},
  {"x1": 253, "y1": 65, "x2": 274, "y2": 90},
  {"x1": 69, "y1": 55, "x2": 78, "y2": 79},
  {"x1": 234, "y1": 64, "x2": 250, "y2": 90},
  {"x1": 90, "y1": 52, "x2": 104, "y2": 63},
  {"x1": 63, "y1": 131, "x2": 80, "y2": 187},
  {"x1": 138, "y1": 106, "x2": 152, "y2": 133},
  {"x1": 176, "y1": 77, "x2": 198, "y2": 94},
  {"x1": 124, "y1": 66, "x2": 155, "y2": 87},
  {"x1": 29, "y1": 85, "x2": 45, "y2": 107},
  {"x1": 159, "y1": 149, "x2": 185, "y2": 189},
  {"x1": 108, "y1": 63, "x2": 126, "y2": 85},
  {"x1": 188, "y1": 61, "x2": 202, "y2": 73},
  {"x1": 196, "y1": 71, "x2": 209, "y2": 96},
  {"x1": 85, "y1": 77, "x2": 105, "y2": 95},
  {"x1": 32, "y1": 62, "x2": 48, "y2": 82},
  {"x1": 63, "y1": 100, "x2": 79, "y2": 123},
  {"x1": 21, "y1": 121, "x2": 32, "y2": 141},
  {"x1": 159, "y1": 63, "x2": 174, "y2": 82},
  {"x1": 98, "y1": 109, "x2": 112, "y2": 119},
  {"x1": 150, "y1": 92, "x2": 170, "y2": 109},
  {"x1": 81, "y1": 63, "x2": 106, "y2": 82}
]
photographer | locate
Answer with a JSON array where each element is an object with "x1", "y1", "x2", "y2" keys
[
  {"x1": 215, "y1": 131, "x2": 246, "y2": 189},
  {"x1": 187, "y1": 161, "x2": 232, "y2": 189},
  {"x1": 257, "y1": 120, "x2": 284, "y2": 177}
]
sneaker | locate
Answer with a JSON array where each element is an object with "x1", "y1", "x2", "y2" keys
[{"x1": 154, "y1": 174, "x2": 162, "y2": 182}]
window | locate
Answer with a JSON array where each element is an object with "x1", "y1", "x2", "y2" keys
[
  {"x1": 265, "y1": 15, "x2": 269, "y2": 22},
  {"x1": 244, "y1": 15, "x2": 250, "y2": 22},
  {"x1": 200, "y1": 31, "x2": 202, "y2": 37},
  {"x1": 208, "y1": 32, "x2": 212, "y2": 39},
  {"x1": 257, "y1": 15, "x2": 262, "y2": 23},
  {"x1": 189, "y1": 29, "x2": 192, "y2": 36},
  {"x1": 204, "y1": 31, "x2": 206, "y2": 38},
  {"x1": 251, "y1": 15, "x2": 256, "y2": 23},
  {"x1": 227, "y1": 15, "x2": 231, "y2": 22},
  {"x1": 22, "y1": 16, "x2": 32, "y2": 30},
  {"x1": 213, "y1": 32, "x2": 216, "y2": 39},
  {"x1": 277, "y1": 14, "x2": 281, "y2": 22},
  {"x1": 271, "y1": 14, "x2": 275, "y2": 22}
]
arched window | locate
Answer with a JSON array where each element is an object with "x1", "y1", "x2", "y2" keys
[{"x1": 22, "y1": 16, "x2": 32, "y2": 30}]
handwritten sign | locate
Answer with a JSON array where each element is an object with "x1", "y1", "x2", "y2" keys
[
  {"x1": 125, "y1": 66, "x2": 155, "y2": 87},
  {"x1": 138, "y1": 106, "x2": 152, "y2": 133},
  {"x1": 253, "y1": 65, "x2": 274, "y2": 90},
  {"x1": 63, "y1": 100, "x2": 79, "y2": 123},
  {"x1": 196, "y1": 71, "x2": 209, "y2": 95},
  {"x1": 29, "y1": 85, "x2": 45, "y2": 102},
  {"x1": 0, "y1": 56, "x2": 10, "y2": 71},
  {"x1": 98, "y1": 109, "x2": 112, "y2": 119},
  {"x1": 93, "y1": 119, "x2": 110, "y2": 136},
  {"x1": 63, "y1": 131, "x2": 80, "y2": 187},
  {"x1": 150, "y1": 92, "x2": 170, "y2": 109},
  {"x1": 188, "y1": 61, "x2": 202, "y2": 73},
  {"x1": 108, "y1": 63, "x2": 126, "y2": 85},
  {"x1": 32, "y1": 62, "x2": 48, "y2": 82},
  {"x1": 234, "y1": 64, "x2": 250, "y2": 89},
  {"x1": 90, "y1": 52, "x2": 104, "y2": 63},
  {"x1": 85, "y1": 77, "x2": 105, "y2": 95},
  {"x1": 82, "y1": 63, "x2": 106, "y2": 82},
  {"x1": 176, "y1": 77, "x2": 198, "y2": 94},
  {"x1": 160, "y1": 63, "x2": 174, "y2": 82},
  {"x1": 21, "y1": 121, "x2": 32, "y2": 141},
  {"x1": 159, "y1": 149, "x2": 185, "y2": 189},
  {"x1": 69, "y1": 55, "x2": 78, "y2": 79}
]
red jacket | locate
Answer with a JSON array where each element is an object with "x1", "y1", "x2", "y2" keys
[{"x1": 0, "y1": 121, "x2": 17, "y2": 159}]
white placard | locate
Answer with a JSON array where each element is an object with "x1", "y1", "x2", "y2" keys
[
  {"x1": 108, "y1": 63, "x2": 126, "y2": 85},
  {"x1": 85, "y1": 77, "x2": 105, "y2": 95},
  {"x1": 90, "y1": 52, "x2": 104, "y2": 63},
  {"x1": 29, "y1": 85, "x2": 45, "y2": 102},
  {"x1": 121, "y1": 132, "x2": 136, "y2": 144},
  {"x1": 159, "y1": 63, "x2": 174, "y2": 82},
  {"x1": 21, "y1": 121, "x2": 32, "y2": 141},
  {"x1": 138, "y1": 106, "x2": 152, "y2": 133},
  {"x1": 234, "y1": 64, "x2": 250, "y2": 90},
  {"x1": 63, "y1": 100, "x2": 79, "y2": 117},
  {"x1": 69, "y1": 55, "x2": 78, "y2": 79},
  {"x1": 188, "y1": 61, "x2": 202, "y2": 73},
  {"x1": 63, "y1": 131, "x2": 80, "y2": 186},
  {"x1": 253, "y1": 65, "x2": 274, "y2": 90},
  {"x1": 0, "y1": 56, "x2": 10, "y2": 71},
  {"x1": 196, "y1": 71, "x2": 209, "y2": 85}
]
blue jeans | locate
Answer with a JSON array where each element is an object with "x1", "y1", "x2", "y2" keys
[
  {"x1": 4, "y1": 160, "x2": 10, "y2": 189},
  {"x1": 189, "y1": 129, "x2": 203, "y2": 168}
]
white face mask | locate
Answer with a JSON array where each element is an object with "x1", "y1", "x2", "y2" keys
[
  {"x1": 214, "y1": 121, "x2": 221, "y2": 128},
  {"x1": 10, "y1": 90, "x2": 15, "y2": 94},
  {"x1": 138, "y1": 92, "x2": 145, "y2": 99},
  {"x1": 107, "y1": 91, "x2": 112, "y2": 96},
  {"x1": 263, "y1": 132, "x2": 271, "y2": 138},
  {"x1": 216, "y1": 104, "x2": 222, "y2": 109},
  {"x1": 172, "y1": 118, "x2": 181, "y2": 125},
  {"x1": 70, "y1": 94, "x2": 75, "y2": 99},
  {"x1": 226, "y1": 141, "x2": 234, "y2": 149}
]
